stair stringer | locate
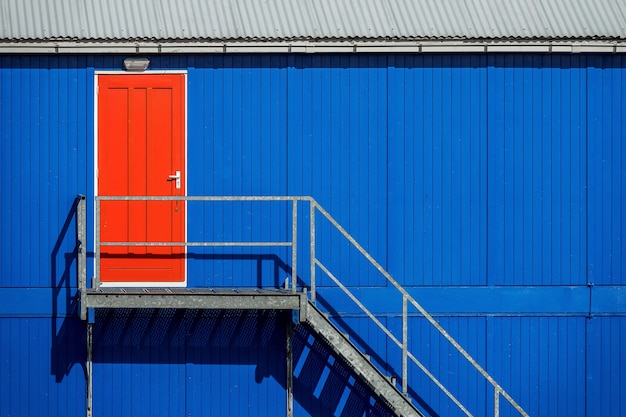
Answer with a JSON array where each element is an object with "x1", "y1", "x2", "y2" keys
[{"x1": 304, "y1": 301, "x2": 425, "y2": 417}]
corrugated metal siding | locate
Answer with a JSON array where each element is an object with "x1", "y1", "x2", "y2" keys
[
  {"x1": 0, "y1": 55, "x2": 90, "y2": 287},
  {"x1": 1, "y1": 54, "x2": 625, "y2": 417},
  {"x1": 487, "y1": 317, "x2": 587, "y2": 417},
  {"x1": 185, "y1": 55, "x2": 290, "y2": 288},
  {"x1": 0, "y1": 318, "x2": 86, "y2": 417},
  {"x1": 587, "y1": 55, "x2": 626, "y2": 285},
  {"x1": 586, "y1": 317, "x2": 626, "y2": 417},
  {"x1": 402, "y1": 316, "x2": 489, "y2": 417},
  {"x1": 319, "y1": 313, "x2": 612, "y2": 417},
  {"x1": 387, "y1": 55, "x2": 488, "y2": 286},
  {"x1": 1, "y1": 0, "x2": 626, "y2": 42},
  {"x1": 92, "y1": 309, "x2": 289, "y2": 417},
  {"x1": 286, "y1": 55, "x2": 389, "y2": 287},
  {"x1": 384, "y1": 54, "x2": 595, "y2": 286},
  {"x1": 486, "y1": 54, "x2": 589, "y2": 285}
]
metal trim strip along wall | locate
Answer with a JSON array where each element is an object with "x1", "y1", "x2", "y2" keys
[{"x1": 1, "y1": 41, "x2": 626, "y2": 54}]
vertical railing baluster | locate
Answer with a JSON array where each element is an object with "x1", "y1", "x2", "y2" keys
[
  {"x1": 94, "y1": 198, "x2": 101, "y2": 289},
  {"x1": 86, "y1": 322, "x2": 93, "y2": 417},
  {"x1": 77, "y1": 196, "x2": 87, "y2": 320},
  {"x1": 291, "y1": 199, "x2": 297, "y2": 292},
  {"x1": 310, "y1": 200, "x2": 316, "y2": 303},
  {"x1": 402, "y1": 294, "x2": 408, "y2": 394},
  {"x1": 494, "y1": 387, "x2": 500, "y2": 417}
]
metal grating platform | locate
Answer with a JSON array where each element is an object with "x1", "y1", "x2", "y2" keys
[{"x1": 82, "y1": 287, "x2": 308, "y2": 320}]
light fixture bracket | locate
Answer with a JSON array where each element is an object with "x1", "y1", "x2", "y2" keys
[{"x1": 123, "y1": 57, "x2": 150, "y2": 71}]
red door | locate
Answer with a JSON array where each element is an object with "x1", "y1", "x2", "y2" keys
[{"x1": 97, "y1": 74, "x2": 186, "y2": 284}]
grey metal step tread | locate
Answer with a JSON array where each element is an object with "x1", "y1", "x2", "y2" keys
[
  {"x1": 305, "y1": 301, "x2": 424, "y2": 417},
  {"x1": 82, "y1": 287, "x2": 307, "y2": 312}
]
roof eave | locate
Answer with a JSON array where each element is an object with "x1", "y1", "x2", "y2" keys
[{"x1": 1, "y1": 39, "x2": 626, "y2": 54}]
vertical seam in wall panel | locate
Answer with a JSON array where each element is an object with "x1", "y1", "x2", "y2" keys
[
  {"x1": 7, "y1": 59, "x2": 13, "y2": 285},
  {"x1": 615, "y1": 54, "x2": 626, "y2": 282},
  {"x1": 386, "y1": 56, "x2": 389, "y2": 280},
  {"x1": 286, "y1": 56, "x2": 291, "y2": 279},
  {"x1": 485, "y1": 56, "x2": 490, "y2": 287},
  {"x1": 585, "y1": 59, "x2": 589, "y2": 287},
  {"x1": 584, "y1": 56, "x2": 589, "y2": 417}
]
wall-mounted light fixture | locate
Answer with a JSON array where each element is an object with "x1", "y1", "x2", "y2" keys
[{"x1": 123, "y1": 57, "x2": 150, "y2": 71}]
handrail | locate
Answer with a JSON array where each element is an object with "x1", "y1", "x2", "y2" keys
[
  {"x1": 84, "y1": 194, "x2": 529, "y2": 417},
  {"x1": 315, "y1": 259, "x2": 472, "y2": 416},
  {"x1": 93, "y1": 195, "x2": 308, "y2": 291},
  {"x1": 309, "y1": 200, "x2": 529, "y2": 417}
]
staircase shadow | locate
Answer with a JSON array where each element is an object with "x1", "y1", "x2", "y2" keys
[
  {"x1": 292, "y1": 324, "x2": 398, "y2": 417},
  {"x1": 88, "y1": 308, "x2": 398, "y2": 417},
  {"x1": 313, "y1": 293, "x2": 440, "y2": 417}
]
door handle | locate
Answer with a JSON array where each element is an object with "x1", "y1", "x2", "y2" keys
[{"x1": 167, "y1": 171, "x2": 181, "y2": 189}]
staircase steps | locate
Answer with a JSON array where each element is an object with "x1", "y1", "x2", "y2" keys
[{"x1": 304, "y1": 300, "x2": 424, "y2": 417}]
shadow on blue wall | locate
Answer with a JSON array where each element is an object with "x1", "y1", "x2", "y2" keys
[
  {"x1": 87, "y1": 308, "x2": 398, "y2": 417},
  {"x1": 51, "y1": 196, "x2": 87, "y2": 383},
  {"x1": 313, "y1": 294, "x2": 440, "y2": 417},
  {"x1": 48, "y1": 197, "x2": 408, "y2": 416},
  {"x1": 187, "y1": 253, "x2": 292, "y2": 288},
  {"x1": 292, "y1": 324, "x2": 400, "y2": 417}
]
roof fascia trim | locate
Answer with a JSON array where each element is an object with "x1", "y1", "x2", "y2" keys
[{"x1": 1, "y1": 40, "x2": 625, "y2": 54}]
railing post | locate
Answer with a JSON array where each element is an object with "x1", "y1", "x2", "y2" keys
[
  {"x1": 77, "y1": 195, "x2": 87, "y2": 320},
  {"x1": 286, "y1": 320, "x2": 294, "y2": 417},
  {"x1": 86, "y1": 322, "x2": 93, "y2": 417},
  {"x1": 402, "y1": 294, "x2": 408, "y2": 395},
  {"x1": 291, "y1": 199, "x2": 297, "y2": 292},
  {"x1": 94, "y1": 198, "x2": 101, "y2": 289},
  {"x1": 309, "y1": 200, "x2": 316, "y2": 303},
  {"x1": 494, "y1": 387, "x2": 500, "y2": 417}
]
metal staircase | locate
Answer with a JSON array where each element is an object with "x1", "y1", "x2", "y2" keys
[
  {"x1": 76, "y1": 195, "x2": 529, "y2": 417},
  {"x1": 303, "y1": 300, "x2": 423, "y2": 417}
]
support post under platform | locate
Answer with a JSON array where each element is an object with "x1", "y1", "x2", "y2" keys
[{"x1": 86, "y1": 322, "x2": 93, "y2": 417}]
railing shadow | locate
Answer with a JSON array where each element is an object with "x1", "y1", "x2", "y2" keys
[
  {"x1": 60, "y1": 192, "x2": 391, "y2": 415},
  {"x1": 69, "y1": 194, "x2": 520, "y2": 416},
  {"x1": 314, "y1": 293, "x2": 441, "y2": 417},
  {"x1": 186, "y1": 253, "x2": 292, "y2": 288},
  {"x1": 310, "y1": 200, "x2": 529, "y2": 417},
  {"x1": 291, "y1": 324, "x2": 397, "y2": 417},
  {"x1": 94, "y1": 252, "x2": 292, "y2": 288},
  {"x1": 89, "y1": 307, "x2": 396, "y2": 417},
  {"x1": 51, "y1": 196, "x2": 86, "y2": 382}
]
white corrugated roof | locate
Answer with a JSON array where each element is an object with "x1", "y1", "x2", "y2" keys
[{"x1": 1, "y1": 0, "x2": 625, "y2": 42}]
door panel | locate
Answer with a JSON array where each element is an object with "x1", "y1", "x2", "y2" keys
[{"x1": 97, "y1": 74, "x2": 186, "y2": 284}]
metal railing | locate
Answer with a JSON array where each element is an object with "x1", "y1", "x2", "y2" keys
[
  {"x1": 87, "y1": 195, "x2": 529, "y2": 417},
  {"x1": 308, "y1": 200, "x2": 529, "y2": 417},
  {"x1": 93, "y1": 195, "x2": 307, "y2": 290}
]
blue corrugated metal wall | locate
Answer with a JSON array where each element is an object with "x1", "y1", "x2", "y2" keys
[
  {"x1": 486, "y1": 55, "x2": 588, "y2": 286},
  {"x1": 0, "y1": 54, "x2": 625, "y2": 417},
  {"x1": 186, "y1": 55, "x2": 291, "y2": 287}
]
